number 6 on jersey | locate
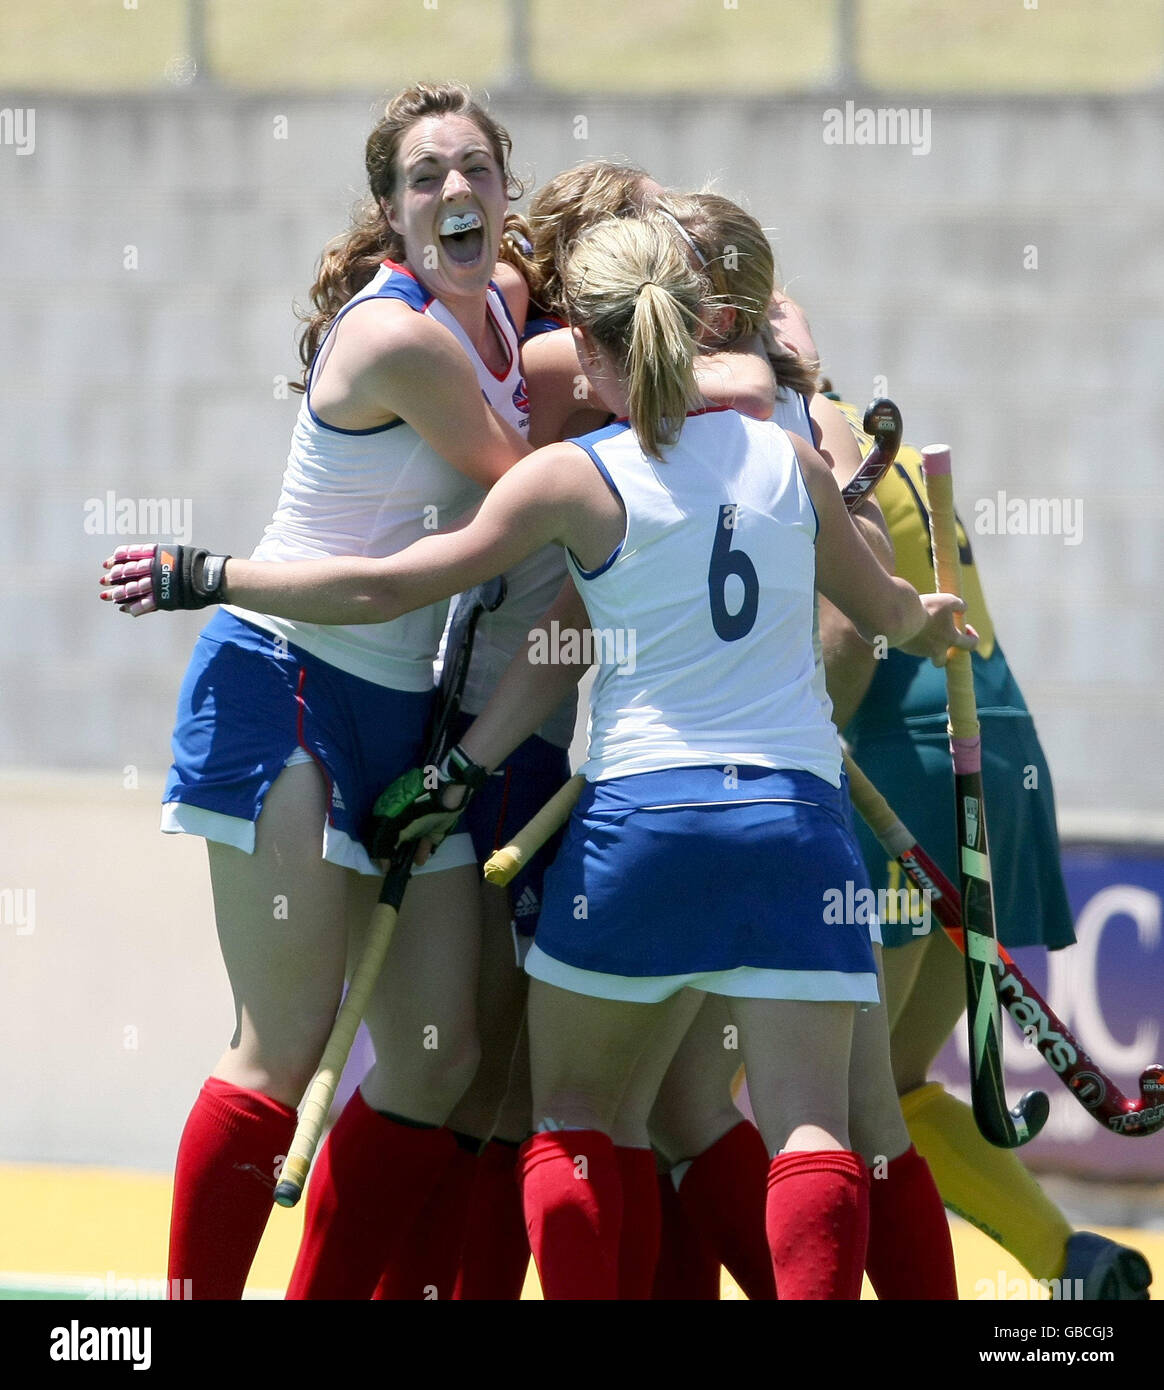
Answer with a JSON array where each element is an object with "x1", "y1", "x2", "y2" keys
[{"x1": 708, "y1": 502, "x2": 759, "y2": 641}]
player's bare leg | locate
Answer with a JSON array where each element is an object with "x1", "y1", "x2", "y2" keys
[
  {"x1": 356, "y1": 863, "x2": 484, "y2": 1123},
  {"x1": 209, "y1": 761, "x2": 352, "y2": 1105},
  {"x1": 728, "y1": 998, "x2": 853, "y2": 1154},
  {"x1": 450, "y1": 947, "x2": 535, "y2": 1301},
  {"x1": 649, "y1": 995, "x2": 751, "y2": 1162},
  {"x1": 427, "y1": 883, "x2": 531, "y2": 1301},
  {"x1": 284, "y1": 861, "x2": 485, "y2": 1299},
  {"x1": 522, "y1": 980, "x2": 665, "y2": 1298},
  {"x1": 609, "y1": 990, "x2": 706, "y2": 1148},
  {"x1": 443, "y1": 882, "x2": 530, "y2": 1138},
  {"x1": 648, "y1": 995, "x2": 775, "y2": 1299},
  {"x1": 848, "y1": 944, "x2": 956, "y2": 1298},
  {"x1": 593, "y1": 989, "x2": 705, "y2": 1297},
  {"x1": 847, "y1": 946, "x2": 911, "y2": 1163},
  {"x1": 170, "y1": 759, "x2": 351, "y2": 1298},
  {"x1": 727, "y1": 998, "x2": 865, "y2": 1299}
]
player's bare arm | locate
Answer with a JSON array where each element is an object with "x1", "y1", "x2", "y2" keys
[
  {"x1": 793, "y1": 434, "x2": 974, "y2": 664},
  {"x1": 522, "y1": 327, "x2": 613, "y2": 447},
  {"x1": 104, "y1": 441, "x2": 614, "y2": 624},
  {"x1": 312, "y1": 297, "x2": 530, "y2": 486},
  {"x1": 460, "y1": 578, "x2": 592, "y2": 774}
]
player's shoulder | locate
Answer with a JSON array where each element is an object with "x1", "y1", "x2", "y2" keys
[
  {"x1": 569, "y1": 415, "x2": 633, "y2": 450},
  {"x1": 718, "y1": 406, "x2": 802, "y2": 469},
  {"x1": 519, "y1": 322, "x2": 575, "y2": 373},
  {"x1": 504, "y1": 439, "x2": 605, "y2": 512},
  {"x1": 334, "y1": 286, "x2": 468, "y2": 379}
]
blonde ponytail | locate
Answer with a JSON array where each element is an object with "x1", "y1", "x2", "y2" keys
[
  {"x1": 624, "y1": 281, "x2": 699, "y2": 459},
  {"x1": 562, "y1": 217, "x2": 706, "y2": 460}
]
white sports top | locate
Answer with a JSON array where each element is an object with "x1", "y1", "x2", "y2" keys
[
  {"x1": 456, "y1": 389, "x2": 817, "y2": 750},
  {"x1": 459, "y1": 539, "x2": 576, "y2": 749},
  {"x1": 770, "y1": 388, "x2": 812, "y2": 443},
  {"x1": 768, "y1": 389, "x2": 832, "y2": 728},
  {"x1": 569, "y1": 406, "x2": 842, "y2": 785},
  {"x1": 224, "y1": 261, "x2": 529, "y2": 690}
]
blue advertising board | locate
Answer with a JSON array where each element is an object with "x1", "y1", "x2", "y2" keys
[{"x1": 932, "y1": 842, "x2": 1164, "y2": 1178}]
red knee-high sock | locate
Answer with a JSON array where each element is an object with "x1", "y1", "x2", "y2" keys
[
  {"x1": 614, "y1": 1146, "x2": 661, "y2": 1299},
  {"x1": 652, "y1": 1171, "x2": 720, "y2": 1300},
  {"x1": 167, "y1": 1076, "x2": 297, "y2": 1300},
  {"x1": 766, "y1": 1150, "x2": 870, "y2": 1300},
  {"x1": 371, "y1": 1136, "x2": 479, "y2": 1300},
  {"x1": 520, "y1": 1130, "x2": 622, "y2": 1300},
  {"x1": 866, "y1": 1145, "x2": 957, "y2": 1300},
  {"x1": 454, "y1": 1139, "x2": 531, "y2": 1301},
  {"x1": 285, "y1": 1091, "x2": 458, "y2": 1300},
  {"x1": 677, "y1": 1121, "x2": 776, "y2": 1301}
]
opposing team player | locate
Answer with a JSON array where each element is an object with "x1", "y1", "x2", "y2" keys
[{"x1": 822, "y1": 392, "x2": 1153, "y2": 1301}]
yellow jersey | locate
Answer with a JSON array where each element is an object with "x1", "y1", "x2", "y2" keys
[{"x1": 832, "y1": 399, "x2": 995, "y2": 658}]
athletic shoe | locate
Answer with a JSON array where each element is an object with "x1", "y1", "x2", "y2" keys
[{"x1": 1057, "y1": 1232, "x2": 1152, "y2": 1300}]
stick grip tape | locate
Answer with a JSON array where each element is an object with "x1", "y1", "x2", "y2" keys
[
  {"x1": 922, "y1": 447, "x2": 981, "y2": 749},
  {"x1": 842, "y1": 752, "x2": 914, "y2": 858},
  {"x1": 273, "y1": 898, "x2": 401, "y2": 1207},
  {"x1": 483, "y1": 774, "x2": 585, "y2": 886}
]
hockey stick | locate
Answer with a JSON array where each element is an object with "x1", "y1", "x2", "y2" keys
[
  {"x1": 273, "y1": 577, "x2": 507, "y2": 1208},
  {"x1": 840, "y1": 397, "x2": 903, "y2": 510},
  {"x1": 922, "y1": 446, "x2": 1049, "y2": 1148},
  {"x1": 483, "y1": 774, "x2": 585, "y2": 886},
  {"x1": 843, "y1": 752, "x2": 1164, "y2": 1137}
]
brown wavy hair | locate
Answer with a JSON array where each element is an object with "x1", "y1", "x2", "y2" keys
[
  {"x1": 524, "y1": 160, "x2": 656, "y2": 317},
  {"x1": 295, "y1": 82, "x2": 523, "y2": 387}
]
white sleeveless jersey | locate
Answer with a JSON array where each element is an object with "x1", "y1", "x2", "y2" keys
[
  {"x1": 459, "y1": 538, "x2": 576, "y2": 749},
  {"x1": 224, "y1": 261, "x2": 529, "y2": 690},
  {"x1": 453, "y1": 378, "x2": 815, "y2": 749},
  {"x1": 770, "y1": 388, "x2": 812, "y2": 442},
  {"x1": 569, "y1": 406, "x2": 842, "y2": 785},
  {"x1": 769, "y1": 389, "x2": 833, "y2": 724}
]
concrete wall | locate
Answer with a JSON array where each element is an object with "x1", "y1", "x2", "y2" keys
[
  {"x1": 2, "y1": 89, "x2": 1161, "y2": 819},
  {"x1": 1, "y1": 87, "x2": 1162, "y2": 1170}
]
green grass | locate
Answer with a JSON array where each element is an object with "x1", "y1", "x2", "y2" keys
[{"x1": 1, "y1": 0, "x2": 1161, "y2": 93}]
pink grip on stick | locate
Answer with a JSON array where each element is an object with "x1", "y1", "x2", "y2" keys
[
  {"x1": 951, "y1": 734, "x2": 982, "y2": 776},
  {"x1": 922, "y1": 445, "x2": 952, "y2": 477}
]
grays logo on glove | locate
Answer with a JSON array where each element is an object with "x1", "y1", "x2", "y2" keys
[{"x1": 153, "y1": 545, "x2": 231, "y2": 610}]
